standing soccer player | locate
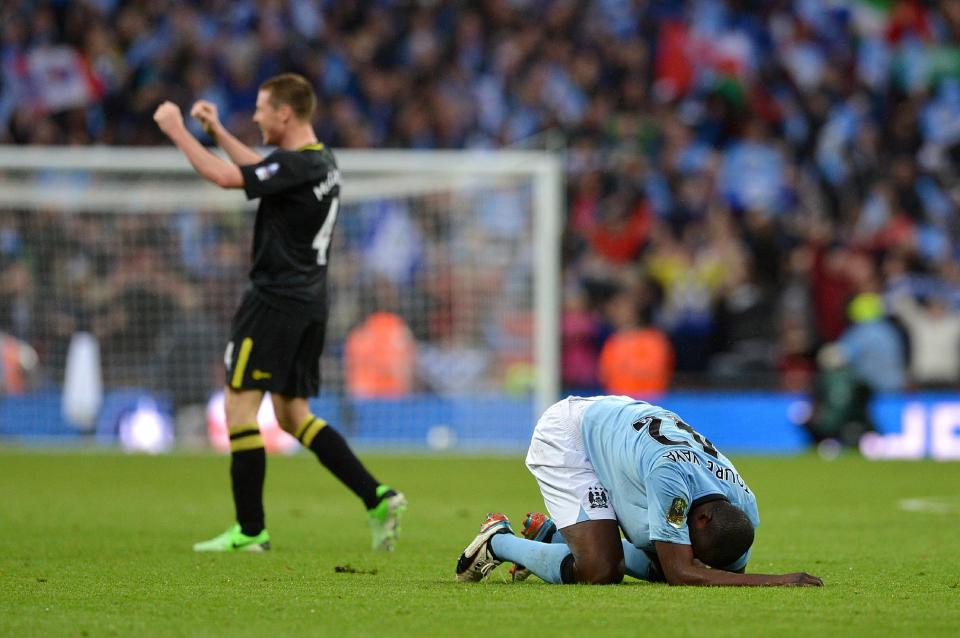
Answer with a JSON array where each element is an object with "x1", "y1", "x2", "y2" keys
[{"x1": 153, "y1": 73, "x2": 406, "y2": 552}]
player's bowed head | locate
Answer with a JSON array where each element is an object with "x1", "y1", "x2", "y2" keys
[{"x1": 687, "y1": 498, "x2": 755, "y2": 569}]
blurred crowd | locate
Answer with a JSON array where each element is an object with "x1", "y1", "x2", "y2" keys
[
  {"x1": 5, "y1": 0, "x2": 960, "y2": 401},
  {"x1": 0, "y1": 189, "x2": 534, "y2": 406},
  {"x1": 0, "y1": 208, "x2": 249, "y2": 403}
]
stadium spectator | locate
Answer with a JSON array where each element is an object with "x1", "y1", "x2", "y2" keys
[
  {"x1": 0, "y1": 331, "x2": 36, "y2": 394},
  {"x1": 890, "y1": 289, "x2": 960, "y2": 388},
  {"x1": 805, "y1": 292, "x2": 907, "y2": 447},
  {"x1": 560, "y1": 282, "x2": 603, "y2": 394},
  {"x1": 587, "y1": 189, "x2": 652, "y2": 265},
  {"x1": 597, "y1": 286, "x2": 674, "y2": 397},
  {"x1": 776, "y1": 245, "x2": 818, "y2": 391},
  {"x1": 643, "y1": 220, "x2": 723, "y2": 372},
  {"x1": 709, "y1": 252, "x2": 778, "y2": 386},
  {"x1": 0, "y1": 247, "x2": 32, "y2": 342},
  {"x1": 345, "y1": 311, "x2": 416, "y2": 398},
  {"x1": 97, "y1": 232, "x2": 198, "y2": 390},
  {"x1": 808, "y1": 232, "x2": 857, "y2": 344},
  {"x1": 826, "y1": 294, "x2": 908, "y2": 395}
]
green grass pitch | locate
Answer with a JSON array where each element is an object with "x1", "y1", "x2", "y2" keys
[{"x1": 1, "y1": 447, "x2": 958, "y2": 637}]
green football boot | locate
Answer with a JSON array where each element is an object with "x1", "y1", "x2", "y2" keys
[
  {"x1": 368, "y1": 485, "x2": 407, "y2": 551},
  {"x1": 193, "y1": 524, "x2": 271, "y2": 552}
]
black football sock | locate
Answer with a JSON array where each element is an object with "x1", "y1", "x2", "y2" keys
[
  {"x1": 228, "y1": 423, "x2": 266, "y2": 536},
  {"x1": 560, "y1": 554, "x2": 577, "y2": 584},
  {"x1": 294, "y1": 415, "x2": 381, "y2": 509}
]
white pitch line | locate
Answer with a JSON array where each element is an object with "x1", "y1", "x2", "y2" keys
[{"x1": 897, "y1": 497, "x2": 958, "y2": 514}]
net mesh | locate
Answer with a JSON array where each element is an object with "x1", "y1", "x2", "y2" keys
[{"x1": 0, "y1": 152, "x2": 544, "y2": 449}]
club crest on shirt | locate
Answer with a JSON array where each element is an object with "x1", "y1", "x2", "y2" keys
[
  {"x1": 255, "y1": 162, "x2": 280, "y2": 181},
  {"x1": 586, "y1": 485, "x2": 610, "y2": 509},
  {"x1": 666, "y1": 497, "x2": 688, "y2": 528}
]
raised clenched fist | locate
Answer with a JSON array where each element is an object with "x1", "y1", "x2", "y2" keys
[
  {"x1": 153, "y1": 101, "x2": 184, "y2": 136},
  {"x1": 190, "y1": 100, "x2": 221, "y2": 137}
]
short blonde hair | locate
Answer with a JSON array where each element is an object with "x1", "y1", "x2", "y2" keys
[{"x1": 260, "y1": 73, "x2": 317, "y2": 121}]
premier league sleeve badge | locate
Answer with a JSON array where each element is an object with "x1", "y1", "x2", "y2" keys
[{"x1": 666, "y1": 497, "x2": 688, "y2": 528}]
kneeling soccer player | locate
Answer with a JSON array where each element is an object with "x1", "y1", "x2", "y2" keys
[{"x1": 456, "y1": 395, "x2": 823, "y2": 586}]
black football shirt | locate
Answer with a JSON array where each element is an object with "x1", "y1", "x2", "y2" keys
[{"x1": 239, "y1": 143, "x2": 340, "y2": 320}]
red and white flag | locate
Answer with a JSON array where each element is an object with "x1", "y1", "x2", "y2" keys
[{"x1": 11, "y1": 45, "x2": 104, "y2": 113}]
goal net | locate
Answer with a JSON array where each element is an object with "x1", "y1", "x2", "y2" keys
[{"x1": 0, "y1": 146, "x2": 561, "y2": 451}]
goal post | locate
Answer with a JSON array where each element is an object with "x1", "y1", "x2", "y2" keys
[{"x1": 0, "y1": 146, "x2": 563, "y2": 449}]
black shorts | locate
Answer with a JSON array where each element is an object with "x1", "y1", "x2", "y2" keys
[{"x1": 224, "y1": 290, "x2": 327, "y2": 397}]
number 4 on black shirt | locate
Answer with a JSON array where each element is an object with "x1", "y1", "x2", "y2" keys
[{"x1": 240, "y1": 143, "x2": 341, "y2": 321}]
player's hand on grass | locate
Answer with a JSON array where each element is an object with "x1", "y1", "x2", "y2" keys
[
  {"x1": 782, "y1": 572, "x2": 824, "y2": 587},
  {"x1": 190, "y1": 100, "x2": 220, "y2": 138},
  {"x1": 153, "y1": 101, "x2": 185, "y2": 136}
]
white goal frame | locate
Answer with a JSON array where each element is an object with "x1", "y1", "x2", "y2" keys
[{"x1": 0, "y1": 146, "x2": 563, "y2": 416}]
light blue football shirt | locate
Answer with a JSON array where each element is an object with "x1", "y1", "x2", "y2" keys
[{"x1": 580, "y1": 396, "x2": 759, "y2": 571}]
